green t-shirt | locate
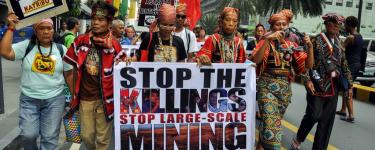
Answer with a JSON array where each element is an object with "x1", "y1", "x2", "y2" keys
[
  {"x1": 64, "y1": 31, "x2": 76, "y2": 48},
  {"x1": 12, "y1": 40, "x2": 73, "y2": 99}
]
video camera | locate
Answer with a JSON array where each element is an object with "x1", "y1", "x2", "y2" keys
[{"x1": 283, "y1": 27, "x2": 308, "y2": 51}]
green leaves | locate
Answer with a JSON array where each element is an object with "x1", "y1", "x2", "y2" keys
[
  {"x1": 200, "y1": 13, "x2": 218, "y2": 35},
  {"x1": 217, "y1": 0, "x2": 256, "y2": 23},
  {"x1": 255, "y1": 0, "x2": 325, "y2": 17},
  {"x1": 58, "y1": 0, "x2": 82, "y2": 19}
]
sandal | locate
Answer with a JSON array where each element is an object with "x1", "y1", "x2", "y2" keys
[
  {"x1": 340, "y1": 116, "x2": 355, "y2": 123},
  {"x1": 336, "y1": 111, "x2": 347, "y2": 117},
  {"x1": 290, "y1": 138, "x2": 301, "y2": 150}
]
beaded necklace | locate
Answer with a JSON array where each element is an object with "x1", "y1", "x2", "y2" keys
[
  {"x1": 157, "y1": 33, "x2": 174, "y2": 62},
  {"x1": 37, "y1": 42, "x2": 53, "y2": 61},
  {"x1": 217, "y1": 34, "x2": 236, "y2": 63}
]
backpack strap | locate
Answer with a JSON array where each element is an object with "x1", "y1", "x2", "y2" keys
[
  {"x1": 23, "y1": 40, "x2": 36, "y2": 61},
  {"x1": 24, "y1": 41, "x2": 65, "y2": 60},
  {"x1": 61, "y1": 32, "x2": 74, "y2": 45},
  {"x1": 139, "y1": 32, "x2": 153, "y2": 62},
  {"x1": 55, "y1": 43, "x2": 64, "y2": 58},
  {"x1": 185, "y1": 29, "x2": 190, "y2": 53}
]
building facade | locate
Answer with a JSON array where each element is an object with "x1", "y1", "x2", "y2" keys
[{"x1": 292, "y1": 0, "x2": 375, "y2": 38}]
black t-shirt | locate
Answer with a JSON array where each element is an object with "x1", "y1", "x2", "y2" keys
[
  {"x1": 138, "y1": 32, "x2": 187, "y2": 62},
  {"x1": 246, "y1": 39, "x2": 256, "y2": 51},
  {"x1": 345, "y1": 34, "x2": 364, "y2": 66}
]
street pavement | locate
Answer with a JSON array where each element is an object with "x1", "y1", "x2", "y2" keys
[
  {"x1": 0, "y1": 58, "x2": 21, "y2": 150},
  {"x1": 1, "y1": 58, "x2": 375, "y2": 150},
  {"x1": 281, "y1": 83, "x2": 375, "y2": 150}
]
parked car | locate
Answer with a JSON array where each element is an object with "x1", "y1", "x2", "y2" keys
[{"x1": 355, "y1": 38, "x2": 375, "y2": 86}]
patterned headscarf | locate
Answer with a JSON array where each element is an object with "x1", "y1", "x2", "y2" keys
[
  {"x1": 176, "y1": 3, "x2": 187, "y2": 14},
  {"x1": 158, "y1": 3, "x2": 176, "y2": 21},
  {"x1": 268, "y1": 9, "x2": 293, "y2": 25},
  {"x1": 322, "y1": 13, "x2": 345, "y2": 24},
  {"x1": 33, "y1": 18, "x2": 53, "y2": 30},
  {"x1": 149, "y1": 3, "x2": 175, "y2": 32},
  {"x1": 91, "y1": 2, "x2": 117, "y2": 21},
  {"x1": 220, "y1": 7, "x2": 239, "y2": 21}
]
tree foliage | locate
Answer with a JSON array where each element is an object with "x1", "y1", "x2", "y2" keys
[
  {"x1": 200, "y1": 13, "x2": 218, "y2": 35},
  {"x1": 217, "y1": 0, "x2": 256, "y2": 23},
  {"x1": 255, "y1": 0, "x2": 325, "y2": 17},
  {"x1": 58, "y1": 0, "x2": 81, "y2": 20}
]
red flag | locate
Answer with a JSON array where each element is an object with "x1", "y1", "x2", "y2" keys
[{"x1": 179, "y1": 0, "x2": 201, "y2": 29}]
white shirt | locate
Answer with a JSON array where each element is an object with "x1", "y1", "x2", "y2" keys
[{"x1": 173, "y1": 28, "x2": 199, "y2": 54}]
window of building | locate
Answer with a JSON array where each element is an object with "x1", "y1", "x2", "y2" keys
[
  {"x1": 346, "y1": 0, "x2": 353, "y2": 7},
  {"x1": 326, "y1": 0, "x2": 333, "y2": 5},
  {"x1": 336, "y1": 0, "x2": 343, "y2": 6},
  {"x1": 366, "y1": 2, "x2": 373, "y2": 10}
]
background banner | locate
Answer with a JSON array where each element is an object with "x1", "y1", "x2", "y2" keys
[
  {"x1": 121, "y1": 45, "x2": 140, "y2": 58},
  {"x1": 114, "y1": 62, "x2": 256, "y2": 150},
  {"x1": 5, "y1": 0, "x2": 68, "y2": 29},
  {"x1": 137, "y1": 0, "x2": 174, "y2": 26}
]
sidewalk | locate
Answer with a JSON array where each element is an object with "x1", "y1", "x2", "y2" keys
[{"x1": 0, "y1": 58, "x2": 22, "y2": 150}]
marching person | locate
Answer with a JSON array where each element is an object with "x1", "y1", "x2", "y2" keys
[
  {"x1": 247, "y1": 23, "x2": 266, "y2": 56},
  {"x1": 63, "y1": 2, "x2": 126, "y2": 149},
  {"x1": 137, "y1": 3, "x2": 187, "y2": 62},
  {"x1": 63, "y1": 17, "x2": 80, "y2": 48},
  {"x1": 0, "y1": 13, "x2": 73, "y2": 149},
  {"x1": 196, "y1": 7, "x2": 246, "y2": 65},
  {"x1": 197, "y1": 28, "x2": 207, "y2": 42},
  {"x1": 336, "y1": 16, "x2": 364, "y2": 123},
  {"x1": 112, "y1": 19, "x2": 127, "y2": 45},
  {"x1": 174, "y1": 3, "x2": 199, "y2": 61},
  {"x1": 251, "y1": 9, "x2": 314, "y2": 150},
  {"x1": 291, "y1": 13, "x2": 353, "y2": 150}
]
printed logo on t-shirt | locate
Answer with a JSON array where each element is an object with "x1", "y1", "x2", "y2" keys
[
  {"x1": 154, "y1": 45, "x2": 177, "y2": 62},
  {"x1": 31, "y1": 53, "x2": 56, "y2": 75},
  {"x1": 85, "y1": 48, "x2": 99, "y2": 76}
]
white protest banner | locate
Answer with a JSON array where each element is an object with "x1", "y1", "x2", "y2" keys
[
  {"x1": 5, "y1": 0, "x2": 69, "y2": 29},
  {"x1": 114, "y1": 62, "x2": 256, "y2": 150}
]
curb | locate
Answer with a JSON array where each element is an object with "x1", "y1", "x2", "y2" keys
[
  {"x1": 3, "y1": 135, "x2": 21, "y2": 150},
  {"x1": 0, "y1": 127, "x2": 21, "y2": 150},
  {"x1": 353, "y1": 84, "x2": 375, "y2": 104}
]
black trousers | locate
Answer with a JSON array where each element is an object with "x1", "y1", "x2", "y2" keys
[{"x1": 296, "y1": 91, "x2": 339, "y2": 150}]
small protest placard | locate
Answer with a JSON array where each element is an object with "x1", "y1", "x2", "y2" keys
[{"x1": 5, "y1": 0, "x2": 69, "y2": 29}]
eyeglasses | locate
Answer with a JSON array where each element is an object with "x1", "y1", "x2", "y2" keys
[
  {"x1": 159, "y1": 24, "x2": 176, "y2": 30},
  {"x1": 176, "y1": 14, "x2": 186, "y2": 19}
]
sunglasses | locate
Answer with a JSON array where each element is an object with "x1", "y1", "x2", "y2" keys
[
  {"x1": 159, "y1": 24, "x2": 176, "y2": 30},
  {"x1": 176, "y1": 14, "x2": 186, "y2": 19}
]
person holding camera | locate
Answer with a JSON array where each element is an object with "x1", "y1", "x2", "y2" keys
[
  {"x1": 251, "y1": 9, "x2": 314, "y2": 150},
  {"x1": 291, "y1": 13, "x2": 353, "y2": 150}
]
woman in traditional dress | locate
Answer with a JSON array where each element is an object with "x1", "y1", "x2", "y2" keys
[
  {"x1": 196, "y1": 7, "x2": 246, "y2": 64},
  {"x1": 251, "y1": 10, "x2": 314, "y2": 150}
]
